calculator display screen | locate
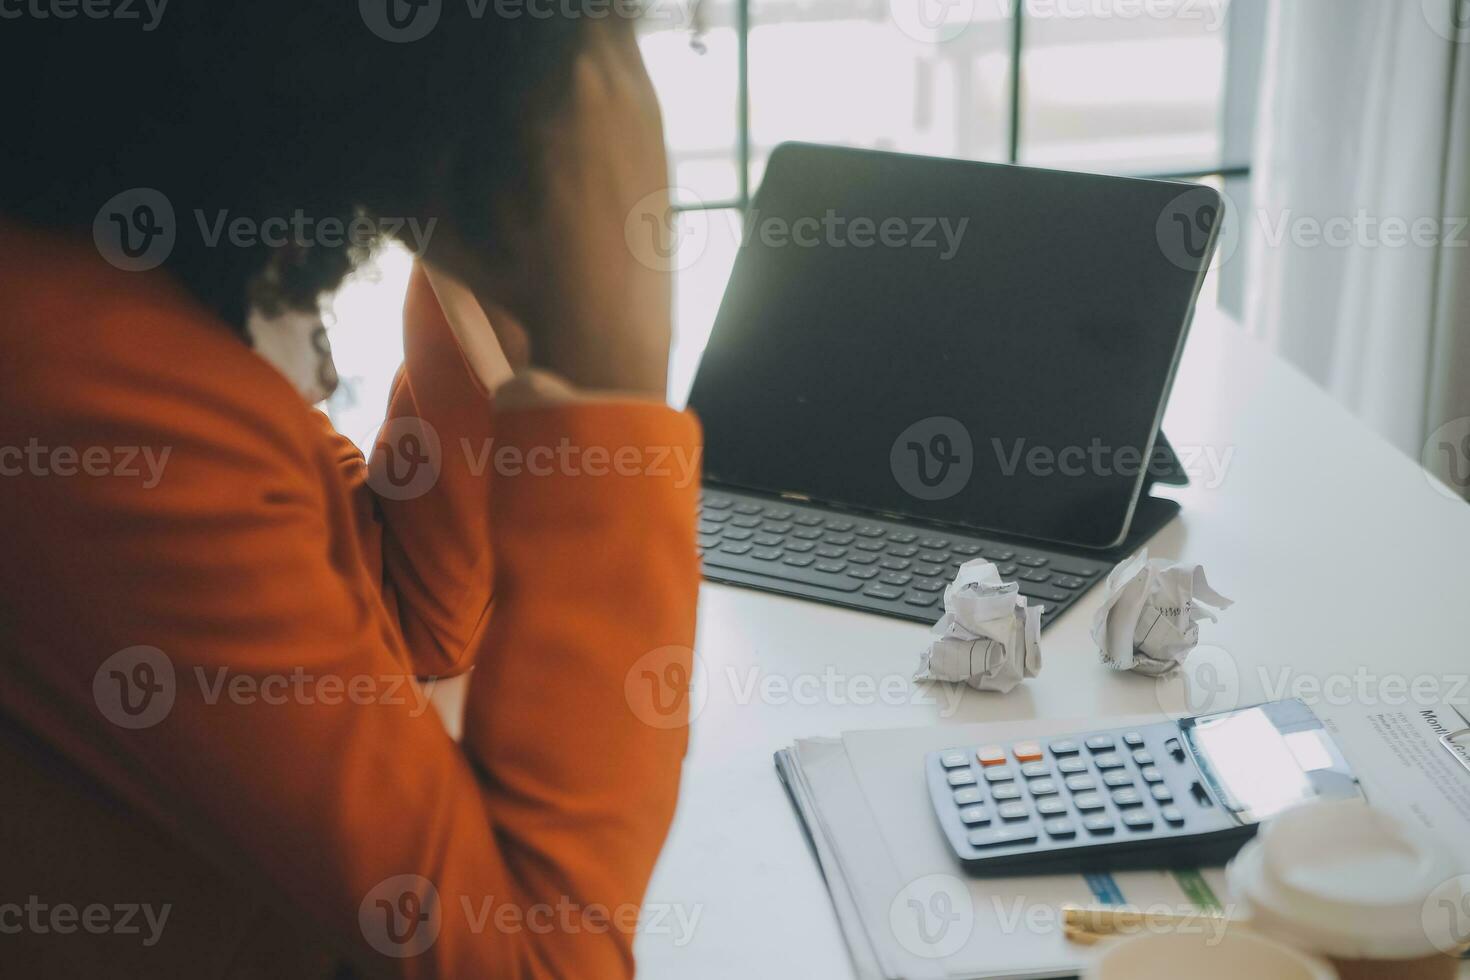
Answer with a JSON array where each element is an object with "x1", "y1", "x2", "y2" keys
[{"x1": 1186, "y1": 705, "x2": 1343, "y2": 823}]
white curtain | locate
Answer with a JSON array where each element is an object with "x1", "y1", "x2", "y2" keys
[{"x1": 1246, "y1": 0, "x2": 1470, "y2": 497}]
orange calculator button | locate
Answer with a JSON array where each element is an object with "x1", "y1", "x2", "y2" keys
[
  {"x1": 976, "y1": 745, "x2": 1007, "y2": 767},
  {"x1": 1012, "y1": 741, "x2": 1043, "y2": 762}
]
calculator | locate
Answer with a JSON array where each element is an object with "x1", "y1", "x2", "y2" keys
[{"x1": 926, "y1": 699, "x2": 1363, "y2": 875}]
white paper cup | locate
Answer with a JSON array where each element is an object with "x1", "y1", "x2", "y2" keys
[
  {"x1": 1084, "y1": 927, "x2": 1336, "y2": 980},
  {"x1": 1227, "y1": 798, "x2": 1465, "y2": 980}
]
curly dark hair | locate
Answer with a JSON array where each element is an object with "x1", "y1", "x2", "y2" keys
[{"x1": 0, "y1": 2, "x2": 617, "y2": 332}]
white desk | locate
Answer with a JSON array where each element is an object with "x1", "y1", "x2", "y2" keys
[{"x1": 631, "y1": 308, "x2": 1470, "y2": 978}]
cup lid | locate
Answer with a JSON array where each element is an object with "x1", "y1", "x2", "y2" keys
[{"x1": 1226, "y1": 799, "x2": 1464, "y2": 959}]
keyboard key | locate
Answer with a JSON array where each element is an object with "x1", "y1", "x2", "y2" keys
[
  {"x1": 969, "y1": 825, "x2": 1037, "y2": 847},
  {"x1": 855, "y1": 539, "x2": 885, "y2": 552},
  {"x1": 1053, "y1": 575, "x2": 1086, "y2": 590},
  {"x1": 824, "y1": 535, "x2": 855, "y2": 548},
  {"x1": 996, "y1": 563, "x2": 1019, "y2": 578},
  {"x1": 1017, "y1": 582, "x2": 1070, "y2": 604},
  {"x1": 848, "y1": 553, "x2": 878, "y2": 565},
  {"x1": 1102, "y1": 771, "x2": 1134, "y2": 788},
  {"x1": 855, "y1": 524, "x2": 886, "y2": 538},
  {"x1": 1016, "y1": 555, "x2": 1049, "y2": 567},
  {"x1": 1132, "y1": 750, "x2": 1154, "y2": 765},
  {"x1": 887, "y1": 530, "x2": 918, "y2": 543},
  {"x1": 953, "y1": 787, "x2": 983, "y2": 805},
  {"x1": 940, "y1": 751, "x2": 969, "y2": 768},
  {"x1": 1044, "y1": 818, "x2": 1076, "y2": 838},
  {"x1": 1064, "y1": 775, "x2": 1096, "y2": 792},
  {"x1": 1028, "y1": 779, "x2": 1059, "y2": 796},
  {"x1": 823, "y1": 519, "x2": 854, "y2": 532},
  {"x1": 887, "y1": 545, "x2": 918, "y2": 558},
  {"x1": 1052, "y1": 560, "x2": 1103, "y2": 578},
  {"x1": 782, "y1": 554, "x2": 814, "y2": 567},
  {"x1": 700, "y1": 510, "x2": 730, "y2": 523},
  {"x1": 1036, "y1": 797, "x2": 1067, "y2": 815},
  {"x1": 1012, "y1": 741, "x2": 1043, "y2": 762},
  {"x1": 983, "y1": 547, "x2": 1016, "y2": 561},
  {"x1": 1074, "y1": 792, "x2": 1105, "y2": 811},
  {"x1": 1151, "y1": 784, "x2": 1173, "y2": 802},
  {"x1": 1161, "y1": 805, "x2": 1185, "y2": 825},
  {"x1": 919, "y1": 537, "x2": 951, "y2": 550},
  {"x1": 793, "y1": 514, "x2": 823, "y2": 526},
  {"x1": 914, "y1": 563, "x2": 945, "y2": 578},
  {"x1": 720, "y1": 542, "x2": 752, "y2": 555},
  {"x1": 753, "y1": 533, "x2": 783, "y2": 547},
  {"x1": 1019, "y1": 569, "x2": 1051, "y2": 583},
  {"x1": 1049, "y1": 740, "x2": 1081, "y2": 755},
  {"x1": 815, "y1": 545, "x2": 847, "y2": 559},
  {"x1": 846, "y1": 567, "x2": 879, "y2": 580},
  {"x1": 723, "y1": 528, "x2": 754, "y2": 541},
  {"x1": 959, "y1": 805, "x2": 991, "y2": 826},
  {"x1": 751, "y1": 548, "x2": 782, "y2": 561},
  {"x1": 880, "y1": 572, "x2": 911, "y2": 586},
  {"x1": 793, "y1": 527, "x2": 822, "y2": 540},
  {"x1": 733, "y1": 502, "x2": 763, "y2": 515},
  {"x1": 764, "y1": 507, "x2": 794, "y2": 521},
  {"x1": 947, "y1": 769, "x2": 977, "y2": 786},
  {"x1": 1094, "y1": 753, "x2": 1124, "y2": 770},
  {"x1": 953, "y1": 543, "x2": 982, "y2": 556},
  {"x1": 763, "y1": 521, "x2": 793, "y2": 534},
  {"x1": 1057, "y1": 757, "x2": 1087, "y2": 774},
  {"x1": 1084, "y1": 814, "x2": 1115, "y2": 834},
  {"x1": 996, "y1": 802, "x2": 1029, "y2": 821},
  {"x1": 697, "y1": 535, "x2": 720, "y2": 550},
  {"x1": 1020, "y1": 762, "x2": 1050, "y2": 778},
  {"x1": 985, "y1": 767, "x2": 1015, "y2": 783},
  {"x1": 1112, "y1": 788, "x2": 1143, "y2": 807},
  {"x1": 1085, "y1": 735, "x2": 1116, "y2": 752},
  {"x1": 976, "y1": 746, "x2": 1007, "y2": 767},
  {"x1": 1140, "y1": 766, "x2": 1164, "y2": 783},
  {"x1": 863, "y1": 585, "x2": 903, "y2": 600},
  {"x1": 912, "y1": 579, "x2": 946, "y2": 593},
  {"x1": 702, "y1": 549, "x2": 862, "y2": 592},
  {"x1": 879, "y1": 557, "x2": 911, "y2": 571},
  {"x1": 919, "y1": 550, "x2": 948, "y2": 564},
  {"x1": 785, "y1": 540, "x2": 815, "y2": 553},
  {"x1": 1122, "y1": 811, "x2": 1154, "y2": 830},
  {"x1": 731, "y1": 515, "x2": 762, "y2": 528},
  {"x1": 698, "y1": 522, "x2": 724, "y2": 535},
  {"x1": 702, "y1": 495, "x2": 733, "y2": 510},
  {"x1": 1122, "y1": 732, "x2": 1145, "y2": 747},
  {"x1": 991, "y1": 784, "x2": 1022, "y2": 801},
  {"x1": 903, "y1": 593, "x2": 938, "y2": 608},
  {"x1": 815, "y1": 560, "x2": 846, "y2": 574}
]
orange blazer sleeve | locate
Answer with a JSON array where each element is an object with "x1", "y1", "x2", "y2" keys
[{"x1": 0, "y1": 230, "x2": 701, "y2": 979}]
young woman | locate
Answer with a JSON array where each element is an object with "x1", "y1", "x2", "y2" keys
[{"x1": 0, "y1": 6, "x2": 698, "y2": 977}]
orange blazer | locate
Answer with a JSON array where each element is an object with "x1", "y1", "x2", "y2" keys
[{"x1": 0, "y1": 221, "x2": 700, "y2": 978}]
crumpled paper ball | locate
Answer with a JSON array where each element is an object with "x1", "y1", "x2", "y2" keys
[
  {"x1": 1091, "y1": 549, "x2": 1232, "y2": 676},
  {"x1": 914, "y1": 559, "x2": 1042, "y2": 694}
]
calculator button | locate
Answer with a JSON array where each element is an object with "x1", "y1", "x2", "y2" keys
[
  {"x1": 1140, "y1": 766, "x2": 1164, "y2": 783},
  {"x1": 1074, "y1": 792, "x2": 1105, "y2": 811},
  {"x1": 1036, "y1": 798, "x2": 1068, "y2": 816},
  {"x1": 1057, "y1": 757, "x2": 1088, "y2": 774},
  {"x1": 1020, "y1": 762, "x2": 1051, "y2": 779},
  {"x1": 959, "y1": 806, "x2": 990, "y2": 826},
  {"x1": 991, "y1": 784, "x2": 1022, "y2": 801},
  {"x1": 1161, "y1": 805, "x2": 1185, "y2": 825},
  {"x1": 1094, "y1": 753, "x2": 1124, "y2": 770},
  {"x1": 976, "y1": 745, "x2": 1007, "y2": 767},
  {"x1": 985, "y1": 767, "x2": 1015, "y2": 783},
  {"x1": 1123, "y1": 811, "x2": 1155, "y2": 830},
  {"x1": 1064, "y1": 775, "x2": 1096, "y2": 792},
  {"x1": 1084, "y1": 815, "x2": 1115, "y2": 835},
  {"x1": 953, "y1": 787, "x2": 983, "y2": 805},
  {"x1": 1085, "y1": 735, "x2": 1116, "y2": 752},
  {"x1": 1049, "y1": 740, "x2": 1081, "y2": 756},
  {"x1": 997, "y1": 802, "x2": 1029, "y2": 821},
  {"x1": 1102, "y1": 771, "x2": 1134, "y2": 788},
  {"x1": 1012, "y1": 741, "x2": 1043, "y2": 762},
  {"x1": 1028, "y1": 779, "x2": 1059, "y2": 796},
  {"x1": 940, "y1": 751, "x2": 969, "y2": 769},
  {"x1": 969, "y1": 825, "x2": 1039, "y2": 848},
  {"x1": 1151, "y1": 784, "x2": 1174, "y2": 802},
  {"x1": 1043, "y1": 818, "x2": 1076, "y2": 838},
  {"x1": 1122, "y1": 732, "x2": 1145, "y2": 747},
  {"x1": 1132, "y1": 750, "x2": 1154, "y2": 766},
  {"x1": 947, "y1": 770, "x2": 977, "y2": 786},
  {"x1": 1111, "y1": 788, "x2": 1143, "y2": 807}
]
